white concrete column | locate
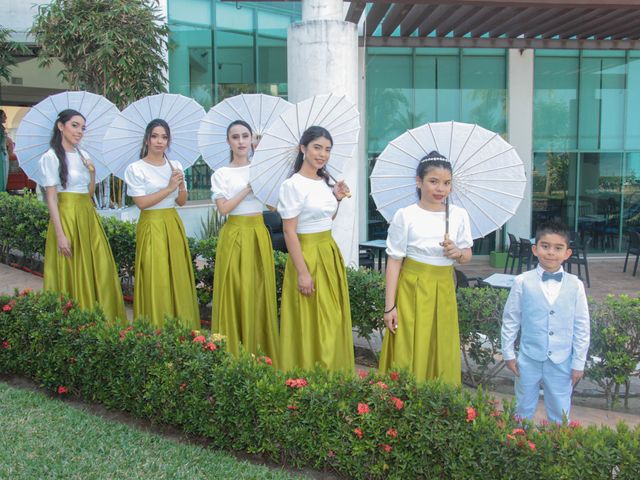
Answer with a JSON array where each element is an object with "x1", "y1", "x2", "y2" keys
[
  {"x1": 288, "y1": 1, "x2": 360, "y2": 266},
  {"x1": 357, "y1": 46, "x2": 368, "y2": 248},
  {"x1": 507, "y1": 49, "x2": 534, "y2": 240}
]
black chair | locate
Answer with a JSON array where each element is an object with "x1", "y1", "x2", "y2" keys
[
  {"x1": 504, "y1": 233, "x2": 520, "y2": 274},
  {"x1": 517, "y1": 238, "x2": 534, "y2": 273},
  {"x1": 565, "y1": 235, "x2": 591, "y2": 287},
  {"x1": 262, "y1": 210, "x2": 287, "y2": 253},
  {"x1": 623, "y1": 231, "x2": 640, "y2": 276},
  {"x1": 454, "y1": 269, "x2": 489, "y2": 290}
]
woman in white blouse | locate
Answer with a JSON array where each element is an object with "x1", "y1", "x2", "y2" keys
[
  {"x1": 210, "y1": 120, "x2": 278, "y2": 364},
  {"x1": 40, "y1": 109, "x2": 126, "y2": 324},
  {"x1": 378, "y1": 151, "x2": 473, "y2": 385},
  {"x1": 277, "y1": 126, "x2": 353, "y2": 372},
  {"x1": 124, "y1": 118, "x2": 199, "y2": 329}
]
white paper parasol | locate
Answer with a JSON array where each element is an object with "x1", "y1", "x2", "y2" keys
[
  {"x1": 370, "y1": 121, "x2": 526, "y2": 239},
  {"x1": 197, "y1": 93, "x2": 292, "y2": 170},
  {"x1": 249, "y1": 93, "x2": 360, "y2": 207},
  {"x1": 14, "y1": 91, "x2": 119, "y2": 184},
  {"x1": 102, "y1": 93, "x2": 205, "y2": 179}
]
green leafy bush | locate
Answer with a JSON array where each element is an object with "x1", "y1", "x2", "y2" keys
[
  {"x1": 100, "y1": 215, "x2": 136, "y2": 295},
  {"x1": 1, "y1": 291, "x2": 639, "y2": 479},
  {"x1": 0, "y1": 192, "x2": 48, "y2": 268}
]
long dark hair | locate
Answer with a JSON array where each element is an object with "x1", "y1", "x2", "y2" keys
[
  {"x1": 50, "y1": 109, "x2": 85, "y2": 190},
  {"x1": 140, "y1": 118, "x2": 171, "y2": 158},
  {"x1": 416, "y1": 150, "x2": 452, "y2": 199},
  {"x1": 226, "y1": 119, "x2": 253, "y2": 162},
  {"x1": 291, "y1": 126, "x2": 334, "y2": 186}
]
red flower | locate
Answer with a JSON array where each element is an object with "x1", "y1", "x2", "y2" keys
[
  {"x1": 506, "y1": 434, "x2": 516, "y2": 441},
  {"x1": 512, "y1": 428, "x2": 526, "y2": 436},
  {"x1": 354, "y1": 427, "x2": 363, "y2": 439},
  {"x1": 285, "y1": 378, "x2": 308, "y2": 388},
  {"x1": 179, "y1": 383, "x2": 187, "y2": 392},
  {"x1": 19, "y1": 288, "x2": 32, "y2": 296},
  {"x1": 57, "y1": 386, "x2": 68, "y2": 395},
  {"x1": 386, "y1": 427, "x2": 398, "y2": 438},
  {"x1": 527, "y1": 441, "x2": 536, "y2": 451},
  {"x1": 389, "y1": 371, "x2": 399, "y2": 381},
  {"x1": 203, "y1": 341, "x2": 217, "y2": 351},
  {"x1": 2, "y1": 304, "x2": 12, "y2": 312},
  {"x1": 357, "y1": 403, "x2": 370, "y2": 415},
  {"x1": 287, "y1": 404, "x2": 299, "y2": 411},
  {"x1": 357, "y1": 369, "x2": 368, "y2": 379},
  {"x1": 569, "y1": 420, "x2": 581, "y2": 429},
  {"x1": 192, "y1": 335, "x2": 206, "y2": 344},
  {"x1": 375, "y1": 381, "x2": 389, "y2": 390},
  {"x1": 381, "y1": 443, "x2": 393, "y2": 453},
  {"x1": 327, "y1": 450, "x2": 336, "y2": 458},
  {"x1": 390, "y1": 396, "x2": 404, "y2": 410},
  {"x1": 540, "y1": 419, "x2": 550, "y2": 427},
  {"x1": 260, "y1": 356, "x2": 273, "y2": 366},
  {"x1": 155, "y1": 329, "x2": 162, "y2": 336},
  {"x1": 1, "y1": 340, "x2": 10, "y2": 350},
  {"x1": 466, "y1": 406, "x2": 477, "y2": 422}
]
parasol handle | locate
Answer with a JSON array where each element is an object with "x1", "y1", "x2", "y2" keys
[
  {"x1": 327, "y1": 172, "x2": 352, "y2": 199},
  {"x1": 75, "y1": 147, "x2": 95, "y2": 173}
]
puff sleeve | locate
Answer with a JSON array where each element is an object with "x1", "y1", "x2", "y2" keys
[
  {"x1": 210, "y1": 170, "x2": 228, "y2": 200},
  {"x1": 456, "y1": 207, "x2": 473, "y2": 249},
  {"x1": 277, "y1": 178, "x2": 306, "y2": 219},
  {"x1": 124, "y1": 163, "x2": 147, "y2": 197},
  {"x1": 385, "y1": 208, "x2": 409, "y2": 260},
  {"x1": 39, "y1": 150, "x2": 61, "y2": 188}
]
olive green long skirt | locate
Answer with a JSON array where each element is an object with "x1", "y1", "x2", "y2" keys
[
  {"x1": 378, "y1": 258, "x2": 461, "y2": 385},
  {"x1": 212, "y1": 215, "x2": 279, "y2": 365},
  {"x1": 279, "y1": 230, "x2": 354, "y2": 372},
  {"x1": 43, "y1": 192, "x2": 126, "y2": 325},
  {"x1": 134, "y1": 208, "x2": 199, "y2": 330}
]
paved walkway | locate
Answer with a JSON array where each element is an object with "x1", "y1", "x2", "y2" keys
[{"x1": 1, "y1": 261, "x2": 638, "y2": 429}]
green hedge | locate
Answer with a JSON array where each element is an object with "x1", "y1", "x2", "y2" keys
[{"x1": 1, "y1": 290, "x2": 639, "y2": 479}]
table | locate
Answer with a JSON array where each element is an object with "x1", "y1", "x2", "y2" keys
[
  {"x1": 359, "y1": 239, "x2": 387, "y2": 271},
  {"x1": 483, "y1": 273, "x2": 516, "y2": 289}
]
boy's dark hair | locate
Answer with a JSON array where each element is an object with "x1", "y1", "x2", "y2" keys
[{"x1": 535, "y1": 220, "x2": 570, "y2": 246}]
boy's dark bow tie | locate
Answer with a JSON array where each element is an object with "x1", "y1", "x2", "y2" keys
[{"x1": 542, "y1": 271, "x2": 563, "y2": 282}]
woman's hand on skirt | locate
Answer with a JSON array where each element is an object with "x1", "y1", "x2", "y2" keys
[
  {"x1": 57, "y1": 233, "x2": 72, "y2": 257},
  {"x1": 297, "y1": 271, "x2": 315, "y2": 296},
  {"x1": 384, "y1": 309, "x2": 398, "y2": 334}
]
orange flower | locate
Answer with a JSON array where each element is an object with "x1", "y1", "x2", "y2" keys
[
  {"x1": 389, "y1": 371, "x2": 399, "y2": 381},
  {"x1": 386, "y1": 427, "x2": 398, "y2": 438},
  {"x1": 375, "y1": 381, "x2": 389, "y2": 390},
  {"x1": 527, "y1": 441, "x2": 536, "y2": 451},
  {"x1": 390, "y1": 396, "x2": 404, "y2": 410},
  {"x1": 285, "y1": 378, "x2": 308, "y2": 388},
  {"x1": 357, "y1": 403, "x2": 370, "y2": 415},
  {"x1": 506, "y1": 434, "x2": 516, "y2": 441},
  {"x1": 203, "y1": 341, "x2": 217, "y2": 351},
  {"x1": 512, "y1": 428, "x2": 526, "y2": 436},
  {"x1": 354, "y1": 427, "x2": 363, "y2": 439},
  {"x1": 193, "y1": 335, "x2": 206, "y2": 344},
  {"x1": 466, "y1": 406, "x2": 477, "y2": 422},
  {"x1": 357, "y1": 369, "x2": 368, "y2": 379}
]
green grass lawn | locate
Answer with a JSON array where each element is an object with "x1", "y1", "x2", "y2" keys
[{"x1": 0, "y1": 382, "x2": 304, "y2": 480}]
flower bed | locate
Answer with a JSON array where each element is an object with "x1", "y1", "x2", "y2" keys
[{"x1": 1, "y1": 291, "x2": 638, "y2": 479}]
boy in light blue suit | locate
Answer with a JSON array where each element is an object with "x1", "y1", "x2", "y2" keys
[{"x1": 501, "y1": 221, "x2": 590, "y2": 423}]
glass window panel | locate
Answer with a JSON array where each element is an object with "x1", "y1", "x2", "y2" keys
[
  {"x1": 216, "y1": 3, "x2": 254, "y2": 31},
  {"x1": 257, "y1": 35, "x2": 287, "y2": 96},
  {"x1": 626, "y1": 58, "x2": 640, "y2": 150},
  {"x1": 578, "y1": 153, "x2": 623, "y2": 252},
  {"x1": 532, "y1": 152, "x2": 578, "y2": 234},
  {"x1": 258, "y1": 11, "x2": 290, "y2": 37},
  {"x1": 216, "y1": 30, "x2": 255, "y2": 99},
  {"x1": 461, "y1": 56, "x2": 506, "y2": 134},
  {"x1": 168, "y1": 0, "x2": 212, "y2": 27},
  {"x1": 435, "y1": 56, "x2": 460, "y2": 122},
  {"x1": 622, "y1": 153, "x2": 640, "y2": 248},
  {"x1": 168, "y1": 25, "x2": 214, "y2": 109},
  {"x1": 366, "y1": 53, "x2": 413, "y2": 153},
  {"x1": 414, "y1": 55, "x2": 436, "y2": 125},
  {"x1": 533, "y1": 56, "x2": 579, "y2": 151}
]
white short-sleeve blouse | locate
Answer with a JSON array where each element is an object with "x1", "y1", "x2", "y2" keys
[
  {"x1": 39, "y1": 148, "x2": 91, "y2": 193},
  {"x1": 277, "y1": 173, "x2": 337, "y2": 234},
  {"x1": 124, "y1": 159, "x2": 184, "y2": 210},
  {"x1": 210, "y1": 165, "x2": 263, "y2": 215},
  {"x1": 386, "y1": 203, "x2": 473, "y2": 266}
]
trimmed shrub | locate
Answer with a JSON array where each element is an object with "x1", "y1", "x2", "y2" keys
[{"x1": 1, "y1": 290, "x2": 639, "y2": 479}]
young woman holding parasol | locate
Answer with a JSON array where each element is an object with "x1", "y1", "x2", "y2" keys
[
  {"x1": 40, "y1": 109, "x2": 126, "y2": 324},
  {"x1": 124, "y1": 118, "x2": 199, "y2": 329},
  {"x1": 277, "y1": 126, "x2": 354, "y2": 372},
  {"x1": 210, "y1": 120, "x2": 279, "y2": 365},
  {"x1": 378, "y1": 150, "x2": 473, "y2": 384}
]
